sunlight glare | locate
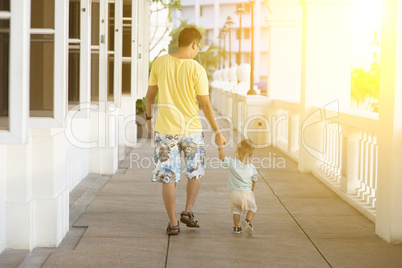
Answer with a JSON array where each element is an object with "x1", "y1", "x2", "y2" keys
[{"x1": 351, "y1": 0, "x2": 381, "y2": 69}]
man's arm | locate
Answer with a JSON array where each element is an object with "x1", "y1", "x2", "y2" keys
[
  {"x1": 252, "y1": 181, "x2": 256, "y2": 192},
  {"x1": 145, "y1": 85, "x2": 158, "y2": 133},
  {"x1": 218, "y1": 148, "x2": 225, "y2": 161},
  {"x1": 197, "y1": 95, "x2": 226, "y2": 147}
]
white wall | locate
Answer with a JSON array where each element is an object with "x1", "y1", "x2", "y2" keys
[
  {"x1": 0, "y1": 145, "x2": 6, "y2": 253},
  {"x1": 0, "y1": 0, "x2": 149, "y2": 252},
  {"x1": 268, "y1": 25, "x2": 302, "y2": 102},
  {"x1": 65, "y1": 111, "x2": 90, "y2": 191}
]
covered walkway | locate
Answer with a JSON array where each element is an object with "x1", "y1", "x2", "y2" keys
[{"x1": 1, "y1": 123, "x2": 402, "y2": 268}]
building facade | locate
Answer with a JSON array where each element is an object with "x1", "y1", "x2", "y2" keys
[
  {"x1": 210, "y1": 0, "x2": 402, "y2": 244},
  {"x1": 0, "y1": 0, "x2": 150, "y2": 252},
  {"x1": 172, "y1": 0, "x2": 270, "y2": 82},
  {"x1": 149, "y1": 0, "x2": 173, "y2": 61}
]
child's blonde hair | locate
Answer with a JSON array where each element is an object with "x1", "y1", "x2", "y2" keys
[{"x1": 237, "y1": 139, "x2": 255, "y2": 156}]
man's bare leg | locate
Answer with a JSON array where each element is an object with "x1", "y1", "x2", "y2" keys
[
  {"x1": 162, "y1": 182, "x2": 178, "y2": 230},
  {"x1": 185, "y1": 178, "x2": 201, "y2": 213}
]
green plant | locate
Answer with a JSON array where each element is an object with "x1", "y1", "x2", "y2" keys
[
  {"x1": 136, "y1": 94, "x2": 158, "y2": 114},
  {"x1": 136, "y1": 97, "x2": 146, "y2": 114},
  {"x1": 168, "y1": 20, "x2": 219, "y2": 90},
  {"x1": 351, "y1": 61, "x2": 379, "y2": 112}
]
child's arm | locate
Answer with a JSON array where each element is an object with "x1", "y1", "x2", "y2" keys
[
  {"x1": 252, "y1": 181, "x2": 256, "y2": 192},
  {"x1": 218, "y1": 148, "x2": 225, "y2": 161}
]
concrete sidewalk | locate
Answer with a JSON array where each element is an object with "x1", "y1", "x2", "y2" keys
[{"x1": 2, "y1": 128, "x2": 402, "y2": 267}]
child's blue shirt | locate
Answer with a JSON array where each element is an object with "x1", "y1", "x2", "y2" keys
[{"x1": 222, "y1": 157, "x2": 258, "y2": 191}]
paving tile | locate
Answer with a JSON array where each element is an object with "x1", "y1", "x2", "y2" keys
[
  {"x1": 292, "y1": 214, "x2": 377, "y2": 239},
  {"x1": 5, "y1": 126, "x2": 402, "y2": 268},
  {"x1": 97, "y1": 180, "x2": 161, "y2": 196},
  {"x1": 73, "y1": 212, "x2": 169, "y2": 238},
  {"x1": 85, "y1": 194, "x2": 166, "y2": 214},
  {"x1": 313, "y1": 238, "x2": 402, "y2": 268},
  {"x1": 43, "y1": 238, "x2": 167, "y2": 268},
  {"x1": 167, "y1": 237, "x2": 330, "y2": 268},
  {"x1": 69, "y1": 174, "x2": 101, "y2": 207},
  {"x1": 264, "y1": 179, "x2": 338, "y2": 198},
  {"x1": 279, "y1": 197, "x2": 360, "y2": 215},
  {"x1": 174, "y1": 213, "x2": 306, "y2": 239},
  {"x1": 0, "y1": 249, "x2": 29, "y2": 268},
  {"x1": 21, "y1": 248, "x2": 54, "y2": 268}
]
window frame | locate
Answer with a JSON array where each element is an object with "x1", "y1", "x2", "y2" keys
[
  {"x1": 0, "y1": 0, "x2": 30, "y2": 144},
  {"x1": 134, "y1": 0, "x2": 148, "y2": 100},
  {"x1": 28, "y1": 0, "x2": 68, "y2": 128}
]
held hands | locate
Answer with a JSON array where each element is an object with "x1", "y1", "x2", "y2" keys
[
  {"x1": 216, "y1": 131, "x2": 226, "y2": 161},
  {"x1": 215, "y1": 131, "x2": 226, "y2": 149},
  {"x1": 218, "y1": 148, "x2": 225, "y2": 161}
]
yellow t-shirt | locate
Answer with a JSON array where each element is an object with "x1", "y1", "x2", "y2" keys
[{"x1": 148, "y1": 54, "x2": 209, "y2": 135}]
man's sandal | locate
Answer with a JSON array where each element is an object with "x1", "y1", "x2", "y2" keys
[
  {"x1": 166, "y1": 222, "x2": 180, "y2": 235},
  {"x1": 180, "y1": 211, "x2": 200, "y2": 228}
]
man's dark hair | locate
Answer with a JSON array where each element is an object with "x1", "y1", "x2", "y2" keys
[{"x1": 178, "y1": 27, "x2": 202, "y2": 48}]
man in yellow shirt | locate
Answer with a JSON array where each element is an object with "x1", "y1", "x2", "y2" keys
[{"x1": 146, "y1": 27, "x2": 226, "y2": 235}]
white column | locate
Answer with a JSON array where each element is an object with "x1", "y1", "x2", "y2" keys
[
  {"x1": 6, "y1": 141, "x2": 34, "y2": 250},
  {"x1": 298, "y1": 0, "x2": 352, "y2": 173},
  {"x1": 214, "y1": 0, "x2": 220, "y2": 40},
  {"x1": 64, "y1": 110, "x2": 90, "y2": 191},
  {"x1": 266, "y1": 0, "x2": 302, "y2": 101},
  {"x1": 89, "y1": 103, "x2": 119, "y2": 175},
  {"x1": 266, "y1": 20, "x2": 302, "y2": 101},
  {"x1": 195, "y1": 0, "x2": 200, "y2": 26},
  {"x1": 376, "y1": 0, "x2": 402, "y2": 244},
  {"x1": 131, "y1": 0, "x2": 138, "y2": 99},
  {"x1": 80, "y1": 0, "x2": 91, "y2": 105},
  {"x1": 30, "y1": 129, "x2": 69, "y2": 247},
  {"x1": 254, "y1": 0, "x2": 262, "y2": 80},
  {"x1": 342, "y1": 127, "x2": 361, "y2": 194},
  {"x1": 0, "y1": 145, "x2": 6, "y2": 252},
  {"x1": 119, "y1": 97, "x2": 137, "y2": 160},
  {"x1": 114, "y1": 0, "x2": 123, "y2": 106},
  {"x1": 99, "y1": 0, "x2": 108, "y2": 102}
]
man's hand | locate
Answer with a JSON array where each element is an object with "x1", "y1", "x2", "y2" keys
[
  {"x1": 197, "y1": 95, "x2": 227, "y2": 151},
  {"x1": 215, "y1": 132, "x2": 226, "y2": 149},
  {"x1": 146, "y1": 120, "x2": 153, "y2": 134},
  {"x1": 218, "y1": 148, "x2": 225, "y2": 161},
  {"x1": 145, "y1": 85, "x2": 158, "y2": 134}
]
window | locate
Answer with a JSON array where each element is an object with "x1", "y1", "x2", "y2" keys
[
  {"x1": 0, "y1": 0, "x2": 32, "y2": 143},
  {"x1": 236, "y1": 52, "x2": 241, "y2": 65},
  {"x1": 122, "y1": 2, "x2": 132, "y2": 95},
  {"x1": 29, "y1": 0, "x2": 68, "y2": 127},
  {"x1": 107, "y1": 2, "x2": 115, "y2": 101},
  {"x1": 91, "y1": 1, "x2": 100, "y2": 102},
  {"x1": 244, "y1": 28, "x2": 250, "y2": 40},
  {"x1": 236, "y1": 28, "x2": 241, "y2": 40},
  {"x1": 0, "y1": 12, "x2": 10, "y2": 130},
  {"x1": 68, "y1": 0, "x2": 81, "y2": 106},
  {"x1": 30, "y1": 0, "x2": 55, "y2": 117},
  {"x1": 244, "y1": 3, "x2": 250, "y2": 13}
]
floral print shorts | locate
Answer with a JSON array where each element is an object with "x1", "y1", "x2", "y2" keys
[{"x1": 152, "y1": 131, "x2": 206, "y2": 183}]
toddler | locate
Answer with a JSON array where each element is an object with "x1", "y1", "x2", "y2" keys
[{"x1": 219, "y1": 139, "x2": 258, "y2": 235}]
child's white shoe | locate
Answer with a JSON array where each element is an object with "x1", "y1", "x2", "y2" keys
[{"x1": 242, "y1": 219, "x2": 254, "y2": 236}]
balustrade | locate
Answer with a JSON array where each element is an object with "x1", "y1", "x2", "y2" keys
[{"x1": 211, "y1": 77, "x2": 379, "y2": 220}]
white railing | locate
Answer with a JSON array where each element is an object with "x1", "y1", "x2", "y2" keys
[
  {"x1": 309, "y1": 108, "x2": 379, "y2": 221},
  {"x1": 211, "y1": 83, "x2": 379, "y2": 222},
  {"x1": 272, "y1": 100, "x2": 300, "y2": 161}
]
